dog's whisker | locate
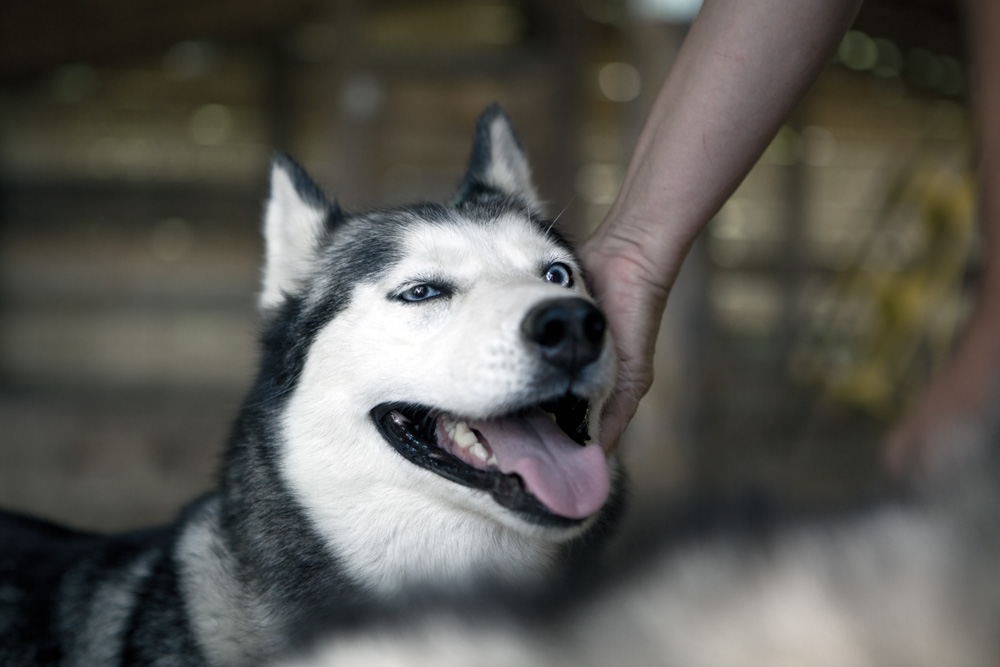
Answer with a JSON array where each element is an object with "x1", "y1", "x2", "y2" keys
[{"x1": 544, "y1": 200, "x2": 573, "y2": 235}]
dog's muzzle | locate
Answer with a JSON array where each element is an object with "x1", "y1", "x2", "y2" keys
[{"x1": 370, "y1": 295, "x2": 613, "y2": 526}]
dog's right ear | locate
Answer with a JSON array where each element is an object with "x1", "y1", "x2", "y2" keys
[
  {"x1": 452, "y1": 104, "x2": 543, "y2": 216},
  {"x1": 260, "y1": 153, "x2": 341, "y2": 311}
]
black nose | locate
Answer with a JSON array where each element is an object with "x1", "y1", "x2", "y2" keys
[{"x1": 521, "y1": 297, "x2": 606, "y2": 372}]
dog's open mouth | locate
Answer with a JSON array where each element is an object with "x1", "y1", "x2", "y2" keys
[{"x1": 371, "y1": 395, "x2": 610, "y2": 526}]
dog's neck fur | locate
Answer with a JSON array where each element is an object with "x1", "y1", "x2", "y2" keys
[{"x1": 192, "y1": 412, "x2": 367, "y2": 659}]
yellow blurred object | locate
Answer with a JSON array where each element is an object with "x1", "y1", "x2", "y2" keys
[
  {"x1": 792, "y1": 138, "x2": 979, "y2": 421},
  {"x1": 828, "y1": 362, "x2": 894, "y2": 416}
]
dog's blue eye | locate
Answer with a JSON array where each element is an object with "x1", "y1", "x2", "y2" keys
[
  {"x1": 400, "y1": 284, "x2": 443, "y2": 302},
  {"x1": 543, "y1": 262, "x2": 573, "y2": 288}
]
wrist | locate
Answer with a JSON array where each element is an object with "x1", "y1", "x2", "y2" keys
[
  {"x1": 578, "y1": 230, "x2": 672, "y2": 356},
  {"x1": 583, "y1": 203, "x2": 698, "y2": 294}
]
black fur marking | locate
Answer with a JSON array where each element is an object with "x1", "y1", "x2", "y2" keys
[
  {"x1": 537, "y1": 222, "x2": 578, "y2": 259},
  {"x1": 0, "y1": 511, "x2": 187, "y2": 667},
  {"x1": 256, "y1": 208, "x2": 413, "y2": 389},
  {"x1": 271, "y1": 152, "x2": 336, "y2": 217},
  {"x1": 120, "y1": 534, "x2": 206, "y2": 666},
  {"x1": 0, "y1": 513, "x2": 97, "y2": 666}
]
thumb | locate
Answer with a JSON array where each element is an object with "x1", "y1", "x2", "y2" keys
[{"x1": 598, "y1": 378, "x2": 647, "y2": 454}]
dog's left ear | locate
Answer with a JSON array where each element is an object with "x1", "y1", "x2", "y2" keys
[
  {"x1": 453, "y1": 104, "x2": 543, "y2": 216},
  {"x1": 260, "y1": 153, "x2": 341, "y2": 312}
]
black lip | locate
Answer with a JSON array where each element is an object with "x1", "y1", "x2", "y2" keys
[{"x1": 370, "y1": 398, "x2": 592, "y2": 528}]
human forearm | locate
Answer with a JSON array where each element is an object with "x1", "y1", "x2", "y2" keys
[
  {"x1": 583, "y1": 0, "x2": 861, "y2": 450},
  {"x1": 588, "y1": 0, "x2": 862, "y2": 287},
  {"x1": 934, "y1": 0, "x2": 1000, "y2": 394},
  {"x1": 867, "y1": 0, "x2": 1000, "y2": 476}
]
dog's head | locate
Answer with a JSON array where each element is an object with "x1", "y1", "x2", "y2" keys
[{"x1": 257, "y1": 106, "x2": 620, "y2": 591}]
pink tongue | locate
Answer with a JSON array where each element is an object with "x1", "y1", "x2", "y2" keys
[{"x1": 470, "y1": 409, "x2": 610, "y2": 519}]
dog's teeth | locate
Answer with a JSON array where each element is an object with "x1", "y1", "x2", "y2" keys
[
  {"x1": 470, "y1": 442, "x2": 489, "y2": 462},
  {"x1": 453, "y1": 421, "x2": 479, "y2": 448},
  {"x1": 440, "y1": 415, "x2": 482, "y2": 450},
  {"x1": 486, "y1": 454, "x2": 498, "y2": 467},
  {"x1": 442, "y1": 415, "x2": 457, "y2": 439}
]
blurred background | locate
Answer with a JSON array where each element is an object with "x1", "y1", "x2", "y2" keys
[{"x1": 0, "y1": 0, "x2": 980, "y2": 531}]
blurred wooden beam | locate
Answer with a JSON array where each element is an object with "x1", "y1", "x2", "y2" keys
[{"x1": 0, "y1": 0, "x2": 318, "y2": 80}]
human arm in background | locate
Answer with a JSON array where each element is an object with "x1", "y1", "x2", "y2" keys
[
  {"x1": 885, "y1": 0, "x2": 1000, "y2": 476},
  {"x1": 581, "y1": 0, "x2": 862, "y2": 452}
]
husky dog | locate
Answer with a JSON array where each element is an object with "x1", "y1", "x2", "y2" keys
[{"x1": 0, "y1": 105, "x2": 623, "y2": 666}]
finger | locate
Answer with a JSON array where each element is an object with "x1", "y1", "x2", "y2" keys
[{"x1": 598, "y1": 392, "x2": 640, "y2": 455}]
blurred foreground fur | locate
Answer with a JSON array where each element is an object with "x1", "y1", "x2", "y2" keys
[{"x1": 281, "y1": 411, "x2": 1000, "y2": 667}]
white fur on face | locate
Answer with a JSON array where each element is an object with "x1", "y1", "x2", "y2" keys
[{"x1": 279, "y1": 214, "x2": 616, "y2": 595}]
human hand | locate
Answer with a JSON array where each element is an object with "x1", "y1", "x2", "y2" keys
[{"x1": 580, "y1": 231, "x2": 672, "y2": 454}]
